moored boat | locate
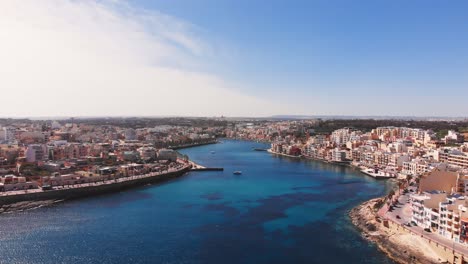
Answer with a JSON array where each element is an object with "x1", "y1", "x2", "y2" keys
[{"x1": 360, "y1": 168, "x2": 394, "y2": 179}]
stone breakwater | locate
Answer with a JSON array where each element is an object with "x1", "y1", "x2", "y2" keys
[
  {"x1": 170, "y1": 140, "x2": 218, "y2": 150},
  {"x1": 349, "y1": 198, "x2": 462, "y2": 264},
  {"x1": 0, "y1": 166, "x2": 191, "y2": 213}
]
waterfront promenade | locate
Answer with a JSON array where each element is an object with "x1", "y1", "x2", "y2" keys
[{"x1": 0, "y1": 162, "x2": 191, "y2": 207}]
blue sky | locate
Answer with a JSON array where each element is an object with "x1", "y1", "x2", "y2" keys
[
  {"x1": 132, "y1": 0, "x2": 468, "y2": 116},
  {"x1": 1, "y1": 1, "x2": 467, "y2": 117}
]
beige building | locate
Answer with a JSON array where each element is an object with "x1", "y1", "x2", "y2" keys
[{"x1": 419, "y1": 169, "x2": 459, "y2": 194}]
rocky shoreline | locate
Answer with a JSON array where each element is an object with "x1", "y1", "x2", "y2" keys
[
  {"x1": 349, "y1": 198, "x2": 442, "y2": 264},
  {"x1": 0, "y1": 199, "x2": 63, "y2": 214}
]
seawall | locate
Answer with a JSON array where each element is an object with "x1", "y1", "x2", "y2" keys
[
  {"x1": 0, "y1": 167, "x2": 191, "y2": 207},
  {"x1": 171, "y1": 140, "x2": 218, "y2": 150}
]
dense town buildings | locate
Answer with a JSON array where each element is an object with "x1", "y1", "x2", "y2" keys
[
  {"x1": 0, "y1": 120, "x2": 221, "y2": 192},
  {"x1": 3, "y1": 117, "x2": 468, "y2": 250},
  {"x1": 222, "y1": 119, "x2": 468, "y2": 249}
]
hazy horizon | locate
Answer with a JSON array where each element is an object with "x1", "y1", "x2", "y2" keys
[{"x1": 1, "y1": 114, "x2": 467, "y2": 122}]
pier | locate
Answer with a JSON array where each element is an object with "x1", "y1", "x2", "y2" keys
[
  {"x1": 188, "y1": 160, "x2": 223, "y2": 171},
  {"x1": 190, "y1": 167, "x2": 224, "y2": 171}
]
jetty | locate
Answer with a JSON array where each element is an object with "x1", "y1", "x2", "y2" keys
[
  {"x1": 190, "y1": 167, "x2": 224, "y2": 171},
  {"x1": 188, "y1": 161, "x2": 223, "y2": 172}
]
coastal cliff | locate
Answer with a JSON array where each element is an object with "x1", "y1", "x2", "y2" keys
[{"x1": 349, "y1": 198, "x2": 444, "y2": 264}]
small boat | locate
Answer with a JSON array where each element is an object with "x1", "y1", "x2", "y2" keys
[
  {"x1": 233, "y1": 171, "x2": 242, "y2": 175},
  {"x1": 210, "y1": 151, "x2": 215, "y2": 154}
]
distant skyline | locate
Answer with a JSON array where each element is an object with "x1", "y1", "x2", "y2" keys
[{"x1": 1, "y1": 0, "x2": 468, "y2": 117}]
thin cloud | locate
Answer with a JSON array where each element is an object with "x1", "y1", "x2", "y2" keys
[{"x1": 0, "y1": 0, "x2": 290, "y2": 117}]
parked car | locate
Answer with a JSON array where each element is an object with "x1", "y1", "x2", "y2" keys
[
  {"x1": 396, "y1": 215, "x2": 401, "y2": 219},
  {"x1": 424, "y1": 228, "x2": 431, "y2": 232}
]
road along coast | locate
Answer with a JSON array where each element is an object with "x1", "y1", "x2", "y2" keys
[
  {"x1": 350, "y1": 198, "x2": 466, "y2": 264},
  {"x1": 0, "y1": 164, "x2": 191, "y2": 213}
]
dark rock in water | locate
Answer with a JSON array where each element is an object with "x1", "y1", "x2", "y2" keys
[
  {"x1": 367, "y1": 223, "x2": 377, "y2": 231},
  {"x1": 0, "y1": 200, "x2": 61, "y2": 214}
]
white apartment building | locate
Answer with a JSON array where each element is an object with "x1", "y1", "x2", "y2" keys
[
  {"x1": 25, "y1": 144, "x2": 47, "y2": 163},
  {"x1": 411, "y1": 192, "x2": 468, "y2": 243},
  {"x1": 3, "y1": 127, "x2": 15, "y2": 143},
  {"x1": 438, "y1": 194, "x2": 465, "y2": 241},
  {"x1": 331, "y1": 148, "x2": 347, "y2": 162},
  {"x1": 388, "y1": 153, "x2": 410, "y2": 168},
  {"x1": 411, "y1": 191, "x2": 447, "y2": 229},
  {"x1": 330, "y1": 128, "x2": 361, "y2": 146},
  {"x1": 434, "y1": 149, "x2": 468, "y2": 168},
  {"x1": 402, "y1": 159, "x2": 432, "y2": 176},
  {"x1": 308, "y1": 135, "x2": 327, "y2": 145}
]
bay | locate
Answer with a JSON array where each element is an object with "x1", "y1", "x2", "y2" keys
[{"x1": 0, "y1": 140, "x2": 394, "y2": 263}]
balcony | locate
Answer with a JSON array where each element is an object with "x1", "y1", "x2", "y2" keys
[{"x1": 413, "y1": 214, "x2": 423, "y2": 220}]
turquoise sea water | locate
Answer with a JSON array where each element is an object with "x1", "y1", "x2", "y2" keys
[{"x1": 0, "y1": 140, "x2": 394, "y2": 263}]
